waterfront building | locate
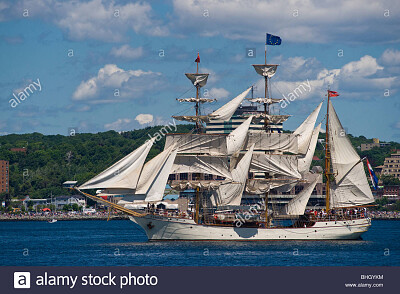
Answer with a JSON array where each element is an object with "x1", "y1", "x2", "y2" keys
[
  {"x1": 54, "y1": 195, "x2": 86, "y2": 209},
  {"x1": 382, "y1": 150, "x2": 400, "y2": 181},
  {"x1": 360, "y1": 138, "x2": 390, "y2": 152},
  {"x1": 0, "y1": 160, "x2": 9, "y2": 194}
]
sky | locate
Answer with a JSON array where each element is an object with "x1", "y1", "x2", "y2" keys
[{"x1": 0, "y1": 0, "x2": 399, "y2": 142}]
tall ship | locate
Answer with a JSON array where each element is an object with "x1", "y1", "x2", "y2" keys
[{"x1": 71, "y1": 35, "x2": 374, "y2": 240}]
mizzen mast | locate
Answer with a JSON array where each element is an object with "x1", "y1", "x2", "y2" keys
[{"x1": 325, "y1": 89, "x2": 339, "y2": 212}]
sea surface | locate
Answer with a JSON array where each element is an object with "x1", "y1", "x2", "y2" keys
[{"x1": 0, "y1": 219, "x2": 399, "y2": 266}]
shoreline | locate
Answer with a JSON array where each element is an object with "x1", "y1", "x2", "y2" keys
[
  {"x1": 0, "y1": 215, "x2": 129, "y2": 222},
  {"x1": 0, "y1": 215, "x2": 399, "y2": 222}
]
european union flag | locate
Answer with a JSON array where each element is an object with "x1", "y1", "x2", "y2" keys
[{"x1": 266, "y1": 33, "x2": 281, "y2": 45}]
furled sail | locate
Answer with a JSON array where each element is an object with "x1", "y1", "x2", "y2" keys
[
  {"x1": 250, "y1": 154, "x2": 301, "y2": 179},
  {"x1": 169, "y1": 180, "x2": 230, "y2": 191},
  {"x1": 281, "y1": 176, "x2": 319, "y2": 215},
  {"x1": 135, "y1": 146, "x2": 178, "y2": 202},
  {"x1": 165, "y1": 133, "x2": 227, "y2": 155},
  {"x1": 208, "y1": 87, "x2": 251, "y2": 121},
  {"x1": 177, "y1": 98, "x2": 216, "y2": 103},
  {"x1": 328, "y1": 101, "x2": 374, "y2": 208},
  {"x1": 243, "y1": 132, "x2": 298, "y2": 154},
  {"x1": 78, "y1": 138, "x2": 155, "y2": 190},
  {"x1": 172, "y1": 115, "x2": 209, "y2": 123},
  {"x1": 211, "y1": 145, "x2": 255, "y2": 206},
  {"x1": 252, "y1": 64, "x2": 278, "y2": 78},
  {"x1": 245, "y1": 179, "x2": 270, "y2": 194},
  {"x1": 185, "y1": 73, "x2": 209, "y2": 88},
  {"x1": 294, "y1": 102, "x2": 322, "y2": 154},
  {"x1": 171, "y1": 155, "x2": 232, "y2": 180},
  {"x1": 247, "y1": 98, "x2": 283, "y2": 104},
  {"x1": 226, "y1": 116, "x2": 253, "y2": 155},
  {"x1": 298, "y1": 123, "x2": 321, "y2": 174}
]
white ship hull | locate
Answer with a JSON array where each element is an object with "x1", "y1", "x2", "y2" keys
[{"x1": 129, "y1": 215, "x2": 371, "y2": 241}]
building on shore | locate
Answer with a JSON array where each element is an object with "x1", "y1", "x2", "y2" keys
[
  {"x1": 360, "y1": 138, "x2": 390, "y2": 152},
  {"x1": 53, "y1": 195, "x2": 86, "y2": 209},
  {"x1": 0, "y1": 160, "x2": 9, "y2": 194},
  {"x1": 376, "y1": 185, "x2": 400, "y2": 200},
  {"x1": 382, "y1": 150, "x2": 400, "y2": 181}
]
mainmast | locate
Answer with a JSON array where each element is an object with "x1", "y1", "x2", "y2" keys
[
  {"x1": 250, "y1": 50, "x2": 281, "y2": 131},
  {"x1": 250, "y1": 34, "x2": 282, "y2": 226},
  {"x1": 195, "y1": 53, "x2": 200, "y2": 131}
]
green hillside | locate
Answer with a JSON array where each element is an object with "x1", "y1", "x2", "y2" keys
[{"x1": 0, "y1": 125, "x2": 399, "y2": 199}]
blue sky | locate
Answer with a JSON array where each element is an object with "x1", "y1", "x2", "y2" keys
[{"x1": 0, "y1": 0, "x2": 399, "y2": 142}]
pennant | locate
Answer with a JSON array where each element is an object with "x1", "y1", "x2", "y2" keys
[
  {"x1": 195, "y1": 52, "x2": 200, "y2": 63},
  {"x1": 328, "y1": 90, "x2": 339, "y2": 97},
  {"x1": 366, "y1": 158, "x2": 379, "y2": 190}
]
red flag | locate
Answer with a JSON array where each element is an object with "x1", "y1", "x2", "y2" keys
[
  {"x1": 328, "y1": 90, "x2": 339, "y2": 97},
  {"x1": 195, "y1": 52, "x2": 200, "y2": 63}
]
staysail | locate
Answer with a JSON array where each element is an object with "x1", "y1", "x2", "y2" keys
[
  {"x1": 281, "y1": 176, "x2": 319, "y2": 215},
  {"x1": 226, "y1": 116, "x2": 253, "y2": 155},
  {"x1": 328, "y1": 101, "x2": 374, "y2": 208},
  {"x1": 294, "y1": 102, "x2": 322, "y2": 154},
  {"x1": 211, "y1": 144, "x2": 255, "y2": 206},
  {"x1": 136, "y1": 146, "x2": 178, "y2": 202},
  {"x1": 78, "y1": 138, "x2": 155, "y2": 191},
  {"x1": 208, "y1": 87, "x2": 252, "y2": 121},
  {"x1": 298, "y1": 123, "x2": 321, "y2": 174}
]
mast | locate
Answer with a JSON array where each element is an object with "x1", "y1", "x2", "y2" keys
[
  {"x1": 264, "y1": 45, "x2": 269, "y2": 130},
  {"x1": 195, "y1": 53, "x2": 200, "y2": 131},
  {"x1": 325, "y1": 90, "x2": 332, "y2": 212}
]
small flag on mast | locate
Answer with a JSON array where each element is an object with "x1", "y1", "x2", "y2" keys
[
  {"x1": 328, "y1": 90, "x2": 339, "y2": 97},
  {"x1": 195, "y1": 52, "x2": 200, "y2": 63},
  {"x1": 366, "y1": 158, "x2": 379, "y2": 190}
]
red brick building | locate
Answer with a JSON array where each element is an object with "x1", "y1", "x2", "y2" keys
[{"x1": 0, "y1": 160, "x2": 9, "y2": 193}]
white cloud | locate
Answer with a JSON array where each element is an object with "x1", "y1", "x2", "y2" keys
[
  {"x1": 341, "y1": 55, "x2": 383, "y2": 77},
  {"x1": 72, "y1": 64, "x2": 161, "y2": 102},
  {"x1": 209, "y1": 87, "x2": 229, "y2": 99},
  {"x1": 104, "y1": 118, "x2": 133, "y2": 131},
  {"x1": 171, "y1": 0, "x2": 400, "y2": 44},
  {"x1": 110, "y1": 45, "x2": 144, "y2": 59},
  {"x1": 258, "y1": 53, "x2": 398, "y2": 102},
  {"x1": 381, "y1": 49, "x2": 400, "y2": 65},
  {"x1": 1, "y1": 0, "x2": 168, "y2": 42},
  {"x1": 135, "y1": 113, "x2": 153, "y2": 125}
]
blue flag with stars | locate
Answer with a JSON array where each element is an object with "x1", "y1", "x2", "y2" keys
[{"x1": 266, "y1": 33, "x2": 281, "y2": 45}]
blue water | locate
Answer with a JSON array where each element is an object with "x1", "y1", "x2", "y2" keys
[{"x1": 0, "y1": 220, "x2": 399, "y2": 266}]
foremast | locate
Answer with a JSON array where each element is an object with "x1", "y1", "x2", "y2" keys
[
  {"x1": 179, "y1": 52, "x2": 214, "y2": 223},
  {"x1": 174, "y1": 52, "x2": 216, "y2": 133}
]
